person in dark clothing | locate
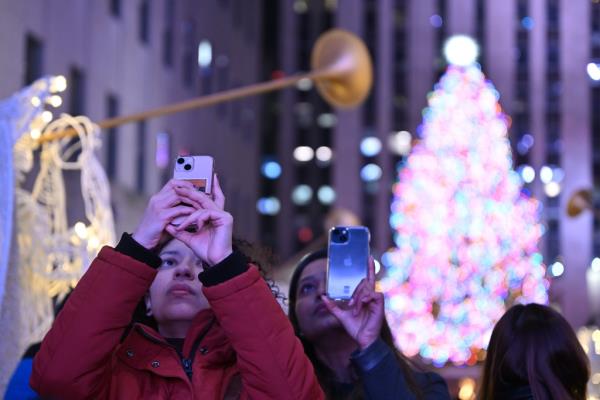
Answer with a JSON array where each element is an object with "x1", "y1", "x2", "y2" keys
[
  {"x1": 5, "y1": 291, "x2": 72, "y2": 399},
  {"x1": 479, "y1": 303, "x2": 590, "y2": 400},
  {"x1": 288, "y1": 249, "x2": 451, "y2": 400},
  {"x1": 4, "y1": 344, "x2": 42, "y2": 400}
]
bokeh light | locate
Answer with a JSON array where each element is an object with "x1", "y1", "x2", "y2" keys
[{"x1": 444, "y1": 35, "x2": 479, "y2": 67}]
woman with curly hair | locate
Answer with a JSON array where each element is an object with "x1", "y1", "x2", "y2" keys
[{"x1": 31, "y1": 176, "x2": 322, "y2": 400}]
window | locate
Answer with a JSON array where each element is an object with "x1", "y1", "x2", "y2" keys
[
  {"x1": 110, "y1": 0, "x2": 121, "y2": 17},
  {"x1": 513, "y1": 0, "x2": 530, "y2": 166},
  {"x1": 232, "y1": 3, "x2": 242, "y2": 29},
  {"x1": 475, "y1": 0, "x2": 486, "y2": 69},
  {"x1": 139, "y1": 0, "x2": 150, "y2": 44},
  {"x1": 106, "y1": 95, "x2": 119, "y2": 180},
  {"x1": 69, "y1": 67, "x2": 86, "y2": 116},
  {"x1": 393, "y1": 0, "x2": 408, "y2": 131},
  {"x1": 24, "y1": 34, "x2": 43, "y2": 85},
  {"x1": 216, "y1": 59, "x2": 229, "y2": 116},
  {"x1": 181, "y1": 19, "x2": 195, "y2": 86},
  {"x1": 435, "y1": 0, "x2": 447, "y2": 77},
  {"x1": 361, "y1": 0, "x2": 378, "y2": 234},
  {"x1": 543, "y1": 0, "x2": 562, "y2": 264},
  {"x1": 162, "y1": 0, "x2": 175, "y2": 66},
  {"x1": 136, "y1": 121, "x2": 146, "y2": 193}
]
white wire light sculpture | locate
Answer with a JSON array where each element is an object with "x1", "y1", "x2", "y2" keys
[{"x1": 0, "y1": 76, "x2": 115, "y2": 392}]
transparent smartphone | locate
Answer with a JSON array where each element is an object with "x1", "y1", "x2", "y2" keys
[
  {"x1": 326, "y1": 226, "x2": 370, "y2": 301},
  {"x1": 171, "y1": 155, "x2": 214, "y2": 227}
]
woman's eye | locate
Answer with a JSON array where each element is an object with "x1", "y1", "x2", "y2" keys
[
  {"x1": 300, "y1": 283, "x2": 316, "y2": 295},
  {"x1": 160, "y1": 258, "x2": 177, "y2": 268}
]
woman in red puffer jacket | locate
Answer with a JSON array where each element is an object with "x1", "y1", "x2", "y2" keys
[{"x1": 31, "y1": 176, "x2": 323, "y2": 400}]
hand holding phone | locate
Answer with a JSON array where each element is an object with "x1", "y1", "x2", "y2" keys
[
  {"x1": 326, "y1": 226, "x2": 370, "y2": 301},
  {"x1": 171, "y1": 155, "x2": 214, "y2": 227},
  {"x1": 322, "y1": 254, "x2": 384, "y2": 350},
  {"x1": 165, "y1": 174, "x2": 233, "y2": 266}
]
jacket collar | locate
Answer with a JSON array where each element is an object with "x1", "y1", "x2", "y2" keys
[{"x1": 118, "y1": 309, "x2": 235, "y2": 372}]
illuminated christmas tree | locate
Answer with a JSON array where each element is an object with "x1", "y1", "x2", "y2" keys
[{"x1": 381, "y1": 38, "x2": 548, "y2": 366}]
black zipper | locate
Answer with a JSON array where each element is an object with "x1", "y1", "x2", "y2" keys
[
  {"x1": 179, "y1": 317, "x2": 215, "y2": 379},
  {"x1": 181, "y1": 358, "x2": 193, "y2": 377}
]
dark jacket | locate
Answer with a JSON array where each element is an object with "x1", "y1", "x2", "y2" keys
[{"x1": 350, "y1": 338, "x2": 451, "y2": 400}]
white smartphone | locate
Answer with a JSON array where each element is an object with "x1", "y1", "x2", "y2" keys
[
  {"x1": 171, "y1": 155, "x2": 214, "y2": 227},
  {"x1": 326, "y1": 226, "x2": 370, "y2": 301},
  {"x1": 173, "y1": 155, "x2": 214, "y2": 194}
]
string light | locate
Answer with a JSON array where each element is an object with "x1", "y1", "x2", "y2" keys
[
  {"x1": 30, "y1": 129, "x2": 41, "y2": 140},
  {"x1": 50, "y1": 75, "x2": 67, "y2": 92},
  {"x1": 296, "y1": 78, "x2": 313, "y2": 91},
  {"x1": 48, "y1": 95, "x2": 63, "y2": 108},
  {"x1": 41, "y1": 111, "x2": 53, "y2": 123},
  {"x1": 444, "y1": 35, "x2": 479, "y2": 67},
  {"x1": 261, "y1": 159, "x2": 282, "y2": 179},
  {"x1": 292, "y1": 185, "x2": 313, "y2": 205},
  {"x1": 458, "y1": 378, "x2": 476, "y2": 400},
  {"x1": 577, "y1": 325, "x2": 600, "y2": 398},
  {"x1": 317, "y1": 113, "x2": 337, "y2": 128},
  {"x1": 74, "y1": 222, "x2": 88, "y2": 239},
  {"x1": 315, "y1": 146, "x2": 333, "y2": 164},
  {"x1": 389, "y1": 130, "x2": 412, "y2": 156},
  {"x1": 197, "y1": 40, "x2": 212, "y2": 68},
  {"x1": 317, "y1": 185, "x2": 336, "y2": 205},
  {"x1": 256, "y1": 197, "x2": 281, "y2": 215},
  {"x1": 293, "y1": 146, "x2": 314, "y2": 162},
  {"x1": 360, "y1": 137, "x2": 382, "y2": 157},
  {"x1": 544, "y1": 182, "x2": 561, "y2": 198}
]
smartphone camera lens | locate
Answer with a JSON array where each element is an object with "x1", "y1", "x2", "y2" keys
[
  {"x1": 333, "y1": 228, "x2": 348, "y2": 243},
  {"x1": 184, "y1": 164, "x2": 192, "y2": 171},
  {"x1": 177, "y1": 157, "x2": 185, "y2": 164},
  {"x1": 339, "y1": 229, "x2": 348, "y2": 243}
]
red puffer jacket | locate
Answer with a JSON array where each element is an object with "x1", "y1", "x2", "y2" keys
[{"x1": 30, "y1": 247, "x2": 323, "y2": 399}]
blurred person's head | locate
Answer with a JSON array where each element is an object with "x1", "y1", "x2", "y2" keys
[
  {"x1": 289, "y1": 249, "x2": 340, "y2": 340},
  {"x1": 479, "y1": 303, "x2": 589, "y2": 400},
  {"x1": 288, "y1": 249, "x2": 421, "y2": 399}
]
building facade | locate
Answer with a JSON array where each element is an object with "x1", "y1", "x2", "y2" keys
[
  {"x1": 262, "y1": 0, "x2": 598, "y2": 329},
  {"x1": 0, "y1": 0, "x2": 264, "y2": 242},
  {"x1": 1, "y1": 0, "x2": 599, "y2": 329}
]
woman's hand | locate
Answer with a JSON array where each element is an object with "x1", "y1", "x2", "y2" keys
[
  {"x1": 132, "y1": 179, "x2": 198, "y2": 249},
  {"x1": 165, "y1": 175, "x2": 233, "y2": 266},
  {"x1": 321, "y1": 257, "x2": 384, "y2": 350}
]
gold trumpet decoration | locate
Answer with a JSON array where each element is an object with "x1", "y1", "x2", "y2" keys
[
  {"x1": 566, "y1": 188, "x2": 600, "y2": 218},
  {"x1": 38, "y1": 29, "x2": 372, "y2": 144}
]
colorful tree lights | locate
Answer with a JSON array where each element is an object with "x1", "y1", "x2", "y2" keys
[{"x1": 381, "y1": 65, "x2": 549, "y2": 366}]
